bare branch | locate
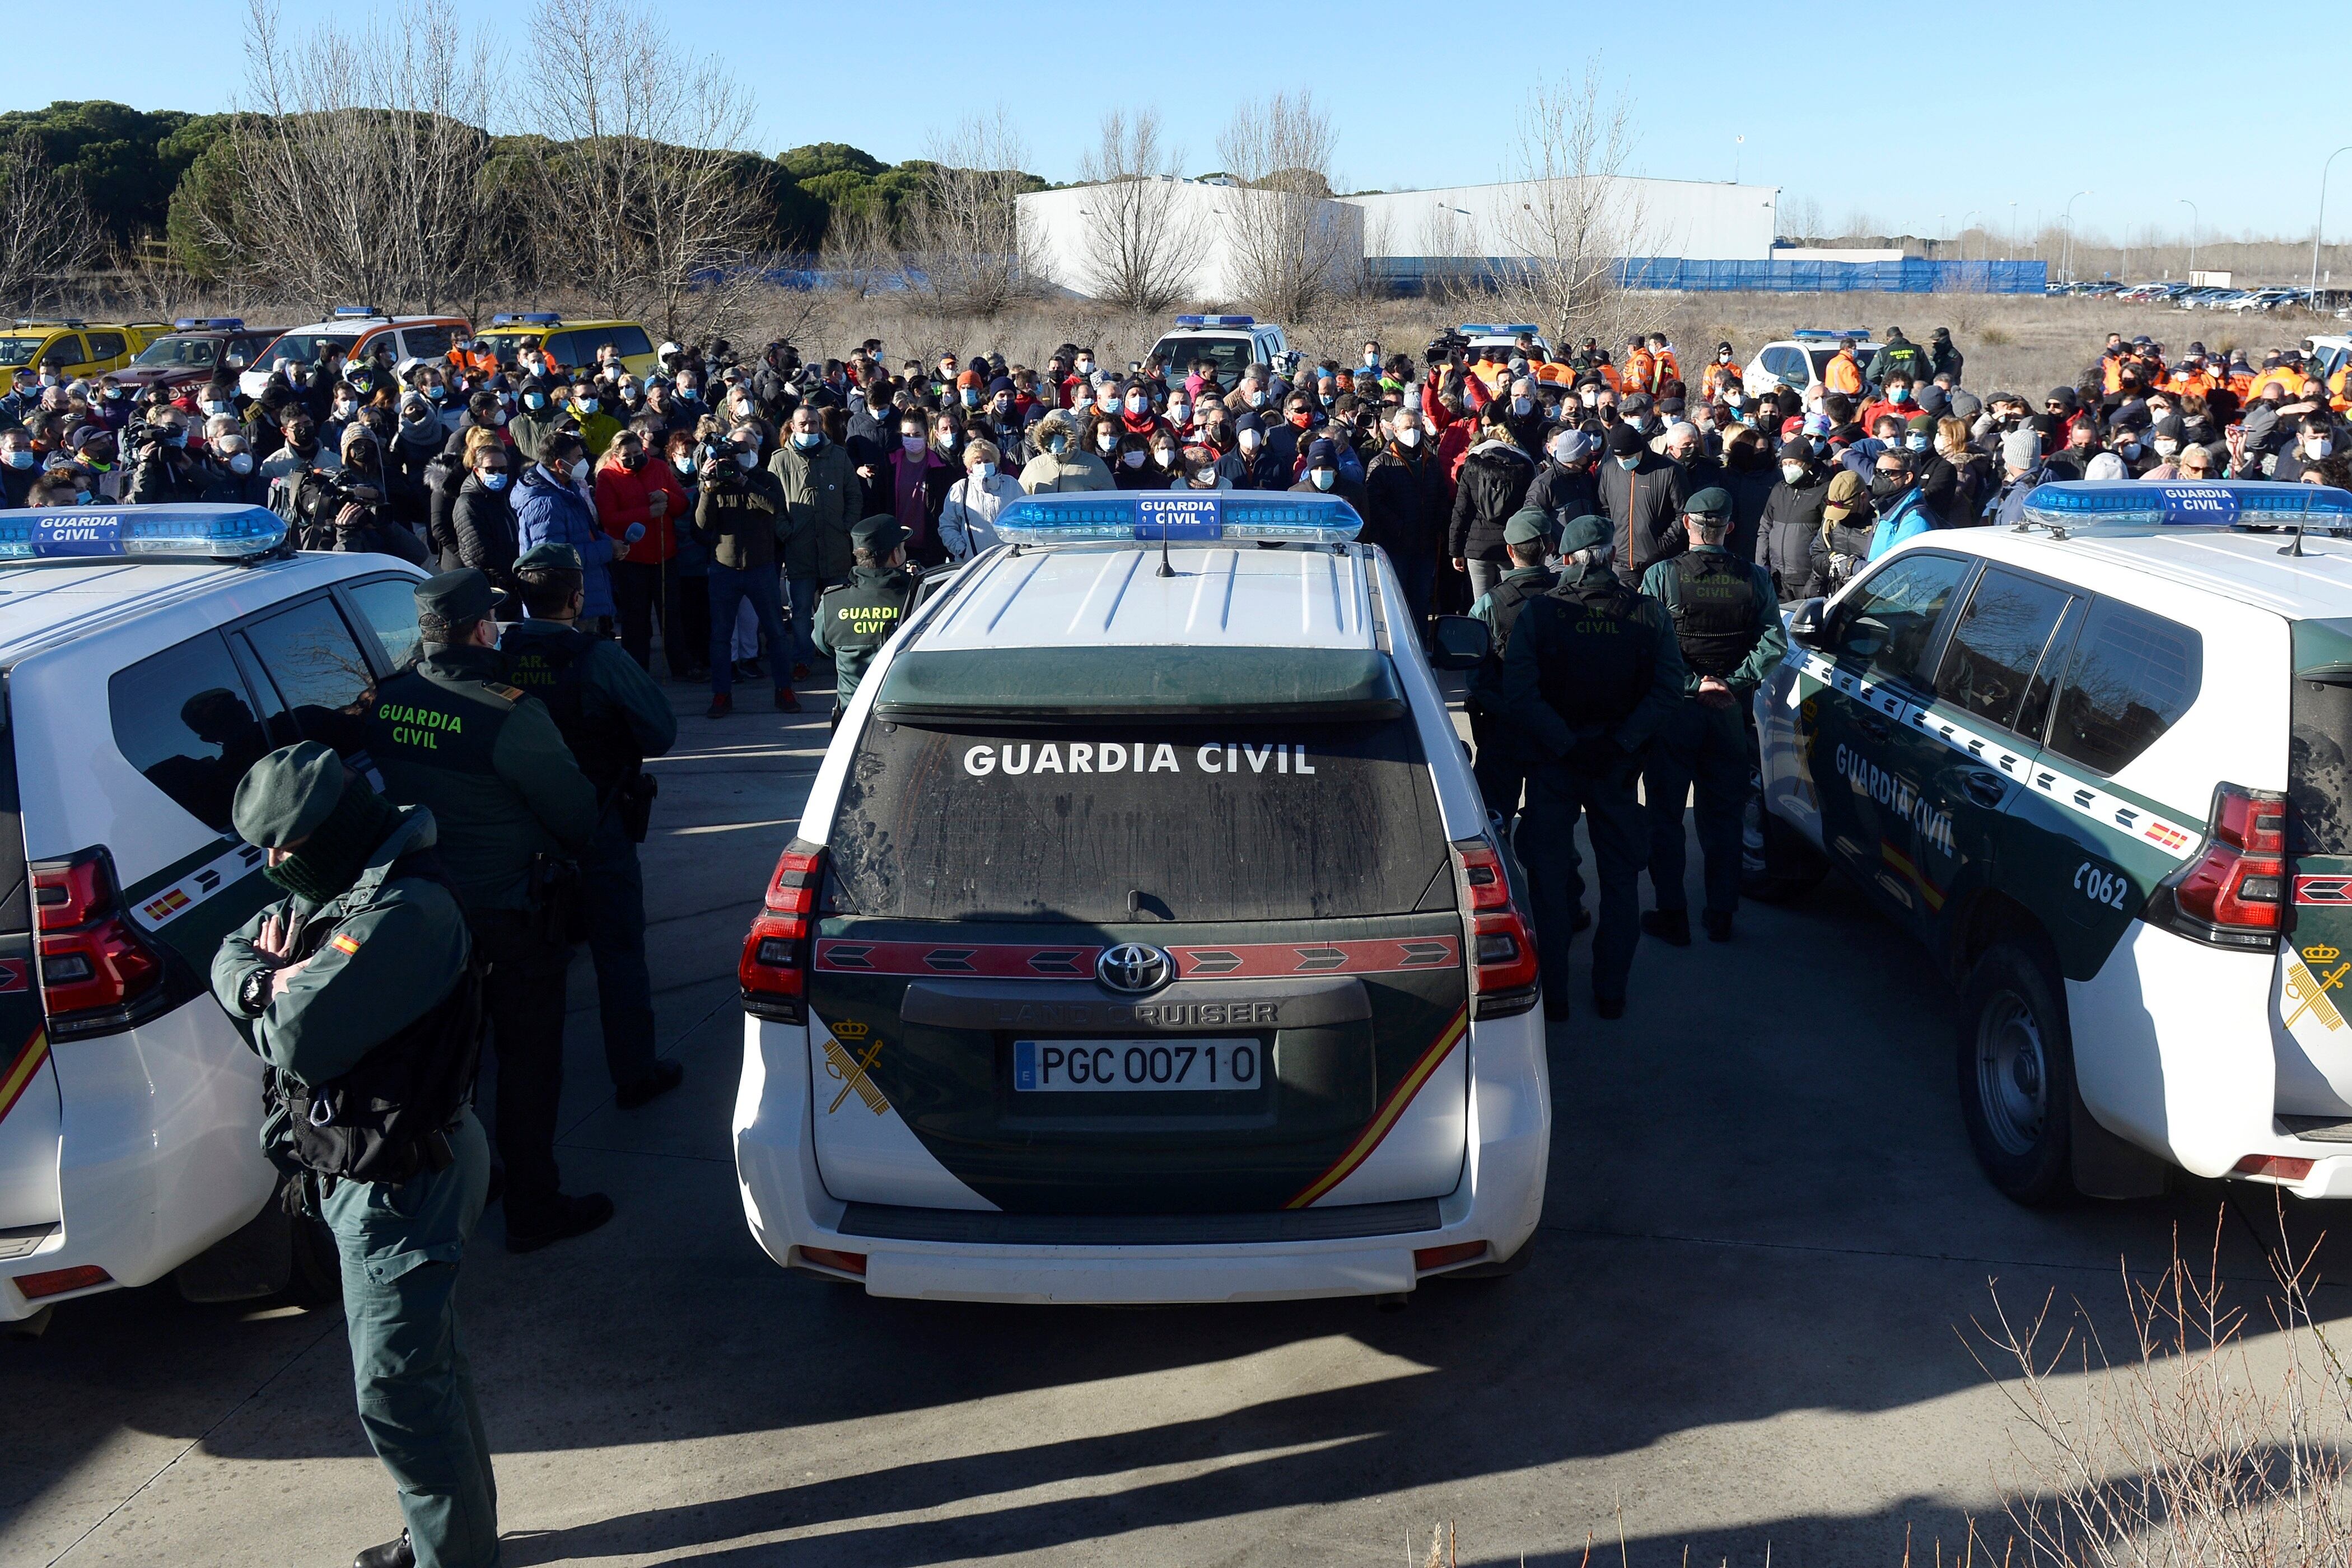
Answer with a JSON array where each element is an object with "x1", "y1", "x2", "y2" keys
[
  {"x1": 1489, "y1": 66, "x2": 1650, "y2": 348},
  {"x1": 904, "y1": 109, "x2": 1038, "y2": 322},
  {"x1": 1215, "y1": 92, "x2": 1353, "y2": 321},
  {"x1": 0, "y1": 135, "x2": 102, "y2": 314},
  {"x1": 1072, "y1": 110, "x2": 1199, "y2": 315}
]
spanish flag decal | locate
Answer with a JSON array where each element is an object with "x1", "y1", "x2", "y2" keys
[
  {"x1": 329, "y1": 933, "x2": 362, "y2": 956},
  {"x1": 0, "y1": 1028, "x2": 50, "y2": 1129},
  {"x1": 1285, "y1": 1006, "x2": 1468, "y2": 1210}
]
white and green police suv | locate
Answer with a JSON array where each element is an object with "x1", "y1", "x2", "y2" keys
[
  {"x1": 731, "y1": 492, "x2": 1553, "y2": 1302},
  {"x1": 0, "y1": 505, "x2": 428, "y2": 1323},
  {"x1": 1755, "y1": 479, "x2": 2352, "y2": 1203}
]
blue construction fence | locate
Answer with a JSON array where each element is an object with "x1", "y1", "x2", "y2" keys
[
  {"x1": 1373, "y1": 256, "x2": 2046, "y2": 296},
  {"x1": 1612, "y1": 257, "x2": 2048, "y2": 294}
]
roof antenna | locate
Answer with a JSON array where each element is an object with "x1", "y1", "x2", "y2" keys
[
  {"x1": 1156, "y1": 514, "x2": 1174, "y2": 578},
  {"x1": 2284, "y1": 508, "x2": 2309, "y2": 557}
]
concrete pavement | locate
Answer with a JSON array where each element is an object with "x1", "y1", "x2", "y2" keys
[{"x1": 4, "y1": 677, "x2": 2345, "y2": 1567}]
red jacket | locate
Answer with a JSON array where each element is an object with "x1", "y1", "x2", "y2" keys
[{"x1": 594, "y1": 454, "x2": 688, "y2": 564}]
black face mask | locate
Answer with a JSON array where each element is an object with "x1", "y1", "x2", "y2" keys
[{"x1": 1869, "y1": 474, "x2": 1908, "y2": 501}]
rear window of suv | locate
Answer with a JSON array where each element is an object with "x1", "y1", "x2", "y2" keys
[
  {"x1": 2042, "y1": 598, "x2": 2202, "y2": 776},
  {"x1": 828, "y1": 717, "x2": 1450, "y2": 923}
]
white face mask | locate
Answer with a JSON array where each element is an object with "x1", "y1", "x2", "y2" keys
[
  {"x1": 569, "y1": 458, "x2": 590, "y2": 482},
  {"x1": 1121, "y1": 449, "x2": 1147, "y2": 468},
  {"x1": 1098, "y1": 433, "x2": 1118, "y2": 453},
  {"x1": 1239, "y1": 430, "x2": 1262, "y2": 451},
  {"x1": 1396, "y1": 426, "x2": 1421, "y2": 448},
  {"x1": 2154, "y1": 439, "x2": 2178, "y2": 457},
  {"x1": 2310, "y1": 437, "x2": 2336, "y2": 459},
  {"x1": 972, "y1": 461, "x2": 996, "y2": 480},
  {"x1": 227, "y1": 452, "x2": 254, "y2": 474},
  {"x1": 1153, "y1": 448, "x2": 1175, "y2": 466},
  {"x1": 1781, "y1": 463, "x2": 1807, "y2": 484}
]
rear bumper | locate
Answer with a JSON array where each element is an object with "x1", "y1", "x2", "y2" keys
[
  {"x1": 2071, "y1": 922, "x2": 2352, "y2": 1198},
  {"x1": 1, "y1": 1004, "x2": 275, "y2": 1322},
  {"x1": 731, "y1": 1006, "x2": 1550, "y2": 1304}
]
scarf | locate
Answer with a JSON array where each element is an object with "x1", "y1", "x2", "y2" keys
[{"x1": 264, "y1": 784, "x2": 399, "y2": 906}]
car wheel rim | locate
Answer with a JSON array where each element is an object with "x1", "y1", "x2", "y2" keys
[{"x1": 1976, "y1": 990, "x2": 2047, "y2": 1158}]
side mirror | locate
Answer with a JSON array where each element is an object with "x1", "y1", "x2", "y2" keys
[
  {"x1": 1427, "y1": 614, "x2": 1490, "y2": 671},
  {"x1": 1785, "y1": 598, "x2": 1829, "y2": 648}
]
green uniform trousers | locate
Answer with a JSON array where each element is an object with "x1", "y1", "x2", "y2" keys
[
  {"x1": 1643, "y1": 698, "x2": 1751, "y2": 920},
  {"x1": 320, "y1": 1107, "x2": 500, "y2": 1568},
  {"x1": 1520, "y1": 753, "x2": 1649, "y2": 1009}
]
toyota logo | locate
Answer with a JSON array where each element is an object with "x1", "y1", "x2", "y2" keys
[{"x1": 1096, "y1": 943, "x2": 1174, "y2": 994}]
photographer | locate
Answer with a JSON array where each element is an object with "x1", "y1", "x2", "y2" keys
[
  {"x1": 693, "y1": 424, "x2": 791, "y2": 720},
  {"x1": 294, "y1": 429, "x2": 428, "y2": 563},
  {"x1": 125, "y1": 409, "x2": 210, "y2": 503}
]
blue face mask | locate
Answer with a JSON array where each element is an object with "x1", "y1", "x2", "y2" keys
[
  {"x1": 4, "y1": 450, "x2": 33, "y2": 469},
  {"x1": 960, "y1": 389, "x2": 979, "y2": 407},
  {"x1": 1889, "y1": 386, "x2": 1911, "y2": 404},
  {"x1": 1310, "y1": 469, "x2": 1336, "y2": 491},
  {"x1": 576, "y1": 398, "x2": 599, "y2": 415},
  {"x1": 1905, "y1": 433, "x2": 1929, "y2": 451},
  {"x1": 427, "y1": 385, "x2": 446, "y2": 400},
  {"x1": 482, "y1": 471, "x2": 510, "y2": 491},
  {"x1": 523, "y1": 393, "x2": 546, "y2": 410},
  {"x1": 75, "y1": 490, "x2": 91, "y2": 505},
  {"x1": 792, "y1": 431, "x2": 822, "y2": 450},
  {"x1": 1617, "y1": 454, "x2": 1641, "y2": 471}
]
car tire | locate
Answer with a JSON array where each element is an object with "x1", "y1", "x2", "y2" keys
[{"x1": 1957, "y1": 941, "x2": 2076, "y2": 1205}]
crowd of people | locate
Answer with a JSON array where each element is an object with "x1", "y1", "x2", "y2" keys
[{"x1": 7, "y1": 315, "x2": 2346, "y2": 696}]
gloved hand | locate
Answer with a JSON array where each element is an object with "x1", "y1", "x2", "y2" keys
[
  {"x1": 1566, "y1": 732, "x2": 1623, "y2": 772},
  {"x1": 623, "y1": 522, "x2": 647, "y2": 544}
]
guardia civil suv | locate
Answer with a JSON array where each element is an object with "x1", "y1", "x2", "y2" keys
[
  {"x1": 1754, "y1": 479, "x2": 2352, "y2": 1203},
  {"x1": 0, "y1": 505, "x2": 429, "y2": 1324},
  {"x1": 731, "y1": 492, "x2": 1552, "y2": 1302}
]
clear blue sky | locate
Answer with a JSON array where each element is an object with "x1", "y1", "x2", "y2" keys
[{"x1": 8, "y1": 0, "x2": 2334, "y2": 246}]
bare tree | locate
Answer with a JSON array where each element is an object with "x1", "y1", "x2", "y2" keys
[
  {"x1": 1073, "y1": 110, "x2": 1198, "y2": 313},
  {"x1": 818, "y1": 199, "x2": 900, "y2": 302},
  {"x1": 904, "y1": 110, "x2": 1038, "y2": 322},
  {"x1": 524, "y1": 0, "x2": 767, "y2": 340},
  {"x1": 0, "y1": 136, "x2": 102, "y2": 314},
  {"x1": 1488, "y1": 67, "x2": 1649, "y2": 349},
  {"x1": 1216, "y1": 93, "x2": 1352, "y2": 323},
  {"x1": 203, "y1": 0, "x2": 500, "y2": 310}
]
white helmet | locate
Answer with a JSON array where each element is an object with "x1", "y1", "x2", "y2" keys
[{"x1": 658, "y1": 341, "x2": 683, "y2": 361}]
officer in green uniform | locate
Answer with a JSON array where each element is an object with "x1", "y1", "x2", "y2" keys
[
  {"x1": 1499, "y1": 513, "x2": 1688, "y2": 1021},
  {"x1": 1638, "y1": 487, "x2": 1789, "y2": 946},
  {"x1": 210, "y1": 744, "x2": 497, "y2": 1568},
  {"x1": 814, "y1": 515, "x2": 920, "y2": 720},
  {"x1": 1466, "y1": 507, "x2": 1560, "y2": 835},
  {"x1": 368, "y1": 567, "x2": 608, "y2": 1253},
  {"x1": 501, "y1": 543, "x2": 683, "y2": 1109}
]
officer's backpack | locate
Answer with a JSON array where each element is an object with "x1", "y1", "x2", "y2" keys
[{"x1": 263, "y1": 850, "x2": 486, "y2": 1187}]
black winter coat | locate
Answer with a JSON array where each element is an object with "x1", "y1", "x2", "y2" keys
[
  {"x1": 1595, "y1": 450, "x2": 1687, "y2": 586},
  {"x1": 1360, "y1": 444, "x2": 1448, "y2": 560},
  {"x1": 1523, "y1": 460, "x2": 1598, "y2": 535},
  {"x1": 448, "y1": 475, "x2": 520, "y2": 589},
  {"x1": 1448, "y1": 440, "x2": 1535, "y2": 563},
  {"x1": 1758, "y1": 470, "x2": 1832, "y2": 601}
]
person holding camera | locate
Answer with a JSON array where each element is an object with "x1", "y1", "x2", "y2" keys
[
  {"x1": 366, "y1": 568, "x2": 610, "y2": 1255},
  {"x1": 287, "y1": 428, "x2": 428, "y2": 564},
  {"x1": 499, "y1": 543, "x2": 683, "y2": 1113},
  {"x1": 693, "y1": 423, "x2": 792, "y2": 720},
  {"x1": 125, "y1": 409, "x2": 209, "y2": 503}
]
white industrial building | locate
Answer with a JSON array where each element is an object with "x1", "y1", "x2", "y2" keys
[
  {"x1": 1021, "y1": 180, "x2": 1362, "y2": 303},
  {"x1": 1020, "y1": 175, "x2": 1779, "y2": 302}
]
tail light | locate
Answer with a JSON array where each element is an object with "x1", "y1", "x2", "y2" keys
[
  {"x1": 796, "y1": 1247, "x2": 867, "y2": 1277},
  {"x1": 740, "y1": 841, "x2": 824, "y2": 1023},
  {"x1": 2233, "y1": 1154, "x2": 2316, "y2": 1182},
  {"x1": 2150, "y1": 783, "x2": 2286, "y2": 951},
  {"x1": 1413, "y1": 1240, "x2": 1489, "y2": 1274},
  {"x1": 1453, "y1": 838, "x2": 1541, "y2": 1019},
  {"x1": 32, "y1": 848, "x2": 167, "y2": 1039},
  {"x1": 14, "y1": 1263, "x2": 111, "y2": 1300}
]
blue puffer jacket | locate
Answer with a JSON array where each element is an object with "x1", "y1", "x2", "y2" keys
[
  {"x1": 1865, "y1": 486, "x2": 1936, "y2": 561},
  {"x1": 514, "y1": 463, "x2": 617, "y2": 617}
]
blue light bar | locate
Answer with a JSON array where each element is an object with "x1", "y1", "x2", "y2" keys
[
  {"x1": 991, "y1": 493, "x2": 1362, "y2": 546},
  {"x1": 0, "y1": 505, "x2": 288, "y2": 562},
  {"x1": 332, "y1": 305, "x2": 383, "y2": 318},
  {"x1": 490, "y1": 312, "x2": 562, "y2": 326},
  {"x1": 1790, "y1": 329, "x2": 1869, "y2": 340},
  {"x1": 1458, "y1": 324, "x2": 1540, "y2": 337},
  {"x1": 1172, "y1": 314, "x2": 1256, "y2": 328},
  {"x1": 2018, "y1": 480, "x2": 2352, "y2": 533},
  {"x1": 171, "y1": 317, "x2": 245, "y2": 332}
]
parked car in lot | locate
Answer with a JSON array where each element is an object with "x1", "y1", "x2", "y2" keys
[
  {"x1": 731, "y1": 492, "x2": 1551, "y2": 1303},
  {"x1": 1752, "y1": 480, "x2": 2352, "y2": 1205},
  {"x1": 0, "y1": 505, "x2": 428, "y2": 1324}
]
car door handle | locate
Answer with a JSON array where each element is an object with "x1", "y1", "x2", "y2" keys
[
  {"x1": 1855, "y1": 713, "x2": 1890, "y2": 740},
  {"x1": 1963, "y1": 769, "x2": 2006, "y2": 808}
]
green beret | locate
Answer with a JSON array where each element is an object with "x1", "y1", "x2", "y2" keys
[
  {"x1": 1684, "y1": 486, "x2": 1732, "y2": 519},
  {"x1": 415, "y1": 568, "x2": 502, "y2": 626},
  {"x1": 1906, "y1": 413, "x2": 1938, "y2": 433},
  {"x1": 1502, "y1": 507, "x2": 1550, "y2": 548},
  {"x1": 231, "y1": 742, "x2": 346, "y2": 849},
  {"x1": 1558, "y1": 514, "x2": 1611, "y2": 553},
  {"x1": 851, "y1": 514, "x2": 908, "y2": 554},
  {"x1": 514, "y1": 542, "x2": 581, "y2": 574}
]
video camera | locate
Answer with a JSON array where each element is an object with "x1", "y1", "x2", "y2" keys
[{"x1": 1425, "y1": 329, "x2": 1471, "y2": 367}]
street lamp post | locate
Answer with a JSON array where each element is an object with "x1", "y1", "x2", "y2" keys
[
  {"x1": 1963, "y1": 211, "x2": 1979, "y2": 263},
  {"x1": 2008, "y1": 202, "x2": 2017, "y2": 260},
  {"x1": 2063, "y1": 189, "x2": 2092, "y2": 283},
  {"x1": 2313, "y1": 145, "x2": 2352, "y2": 298},
  {"x1": 2178, "y1": 198, "x2": 2197, "y2": 277}
]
